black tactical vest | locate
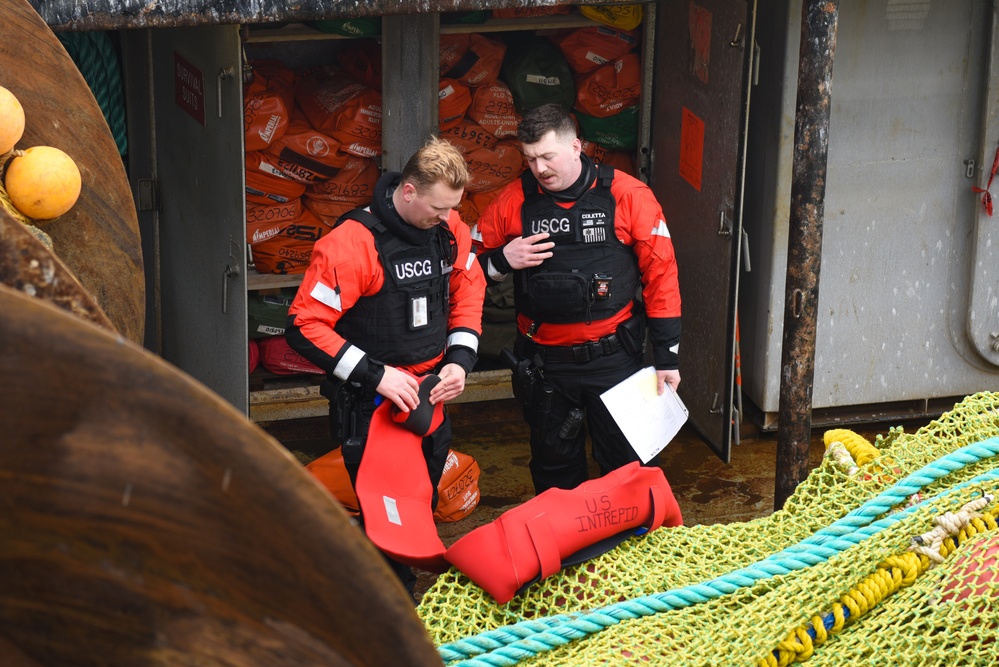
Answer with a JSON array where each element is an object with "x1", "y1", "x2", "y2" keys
[
  {"x1": 516, "y1": 164, "x2": 640, "y2": 324},
  {"x1": 334, "y1": 209, "x2": 454, "y2": 365}
]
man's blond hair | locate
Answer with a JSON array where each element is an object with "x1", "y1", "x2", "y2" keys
[{"x1": 400, "y1": 136, "x2": 471, "y2": 191}]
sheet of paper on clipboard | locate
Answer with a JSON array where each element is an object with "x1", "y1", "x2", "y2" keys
[{"x1": 599, "y1": 366, "x2": 689, "y2": 463}]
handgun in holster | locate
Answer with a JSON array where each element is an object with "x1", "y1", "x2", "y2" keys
[
  {"x1": 616, "y1": 307, "x2": 647, "y2": 358},
  {"x1": 322, "y1": 378, "x2": 363, "y2": 444},
  {"x1": 501, "y1": 348, "x2": 552, "y2": 413}
]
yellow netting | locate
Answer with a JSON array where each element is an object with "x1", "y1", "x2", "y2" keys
[{"x1": 418, "y1": 391, "x2": 999, "y2": 666}]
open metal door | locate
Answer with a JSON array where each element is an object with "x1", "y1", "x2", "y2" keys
[
  {"x1": 149, "y1": 25, "x2": 249, "y2": 412},
  {"x1": 650, "y1": 0, "x2": 755, "y2": 462}
]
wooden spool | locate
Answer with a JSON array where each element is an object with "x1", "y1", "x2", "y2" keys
[
  {"x1": 0, "y1": 285, "x2": 444, "y2": 666},
  {"x1": 0, "y1": 0, "x2": 144, "y2": 343}
]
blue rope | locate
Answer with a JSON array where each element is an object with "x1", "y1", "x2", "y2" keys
[
  {"x1": 57, "y1": 31, "x2": 128, "y2": 157},
  {"x1": 438, "y1": 436, "x2": 999, "y2": 666}
]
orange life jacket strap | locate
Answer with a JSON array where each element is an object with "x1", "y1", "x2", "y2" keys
[{"x1": 526, "y1": 514, "x2": 562, "y2": 580}]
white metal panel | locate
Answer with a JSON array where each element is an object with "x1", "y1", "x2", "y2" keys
[
  {"x1": 742, "y1": 0, "x2": 999, "y2": 417},
  {"x1": 969, "y1": 3, "x2": 999, "y2": 368}
]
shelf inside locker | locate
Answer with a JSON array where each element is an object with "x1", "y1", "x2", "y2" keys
[
  {"x1": 243, "y1": 13, "x2": 602, "y2": 44},
  {"x1": 247, "y1": 271, "x2": 305, "y2": 291},
  {"x1": 243, "y1": 23, "x2": 357, "y2": 43},
  {"x1": 440, "y1": 15, "x2": 600, "y2": 34},
  {"x1": 248, "y1": 367, "x2": 514, "y2": 422}
]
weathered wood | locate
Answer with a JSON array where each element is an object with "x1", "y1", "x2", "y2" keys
[
  {"x1": 30, "y1": 0, "x2": 587, "y2": 31},
  {"x1": 1, "y1": 0, "x2": 144, "y2": 343},
  {"x1": 0, "y1": 206, "x2": 116, "y2": 333},
  {"x1": 0, "y1": 285, "x2": 444, "y2": 666}
]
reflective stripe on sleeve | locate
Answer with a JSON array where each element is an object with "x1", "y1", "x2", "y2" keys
[
  {"x1": 486, "y1": 258, "x2": 507, "y2": 282},
  {"x1": 448, "y1": 331, "x2": 479, "y2": 353},
  {"x1": 311, "y1": 281, "x2": 342, "y2": 311},
  {"x1": 333, "y1": 345, "x2": 365, "y2": 381}
]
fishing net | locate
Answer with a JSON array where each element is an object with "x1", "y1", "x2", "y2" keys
[{"x1": 418, "y1": 391, "x2": 999, "y2": 666}]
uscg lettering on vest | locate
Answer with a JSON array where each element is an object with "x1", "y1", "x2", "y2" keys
[
  {"x1": 581, "y1": 211, "x2": 609, "y2": 243},
  {"x1": 530, "y1": 216, "x2": 572, "y2": 236},
  {"x1": 575, "y1": 495, "x2": 640, "y2": 532},
  {"x1": 392, "y1": 256, "x2": 437, "y2": 283}
]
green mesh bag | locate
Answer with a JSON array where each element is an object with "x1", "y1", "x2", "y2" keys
[
  {"x1": 500, "y1": 38, "x2": 575, "y2": 114},
  {"x1": 575, "y1": 105, "x2": 639, "y2": 150},
  {"x1": 247, "y1": 288, "x2": 296, "y2": 339},
  {"x1": 419, "y1": 391, "x2": 999, "y2": 667}
]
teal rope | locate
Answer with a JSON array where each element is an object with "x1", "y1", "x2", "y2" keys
[
  {"x1": 57, "y1": 31, "x2": 128, "y2": 157},
  {"x1": 437, "y1": 436, "x2": 999, "y2": 666}
]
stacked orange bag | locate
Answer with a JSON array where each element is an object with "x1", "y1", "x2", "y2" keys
[
  {"x1": 552, "y1": 21, "x2": 644, "y2": 161},
  {"x1": 468, "y1": 82, "x2": 521, "y2": 139},
  {"x1": 243, "y1": 60, "x2": 295, "y2": 152},
  {"x1": 296, "y1": 65, "x2": 382, "y2": 158},
  {"x1": 582, "y1": 138, "x2": 636, "y2": 177},
  {"x1": 306, "y1": 447, "x2": 481, "y2": 523},
  {"x1": 552, "y1": 24, "x2": 639, "y2": 74},
  {"x1": 439, "y1": 78, "x2": 473, "y2": 131},
  {"x1": 440, "y1": 118, "x2": 498, "y2": 154},
  {"x1": 245, "y1": 150, "x2": 306, "y2": 205},
  {"x1": 247, "y1": 206, "x2": 328, "y2": 275},
  {"x1": 436, "y1": 34, "x2": 532, "y2": 228},
  {"x1": 443, "y1": 32, "x2": 507, "y2": 88},
  {"x1": 304, "y1": 153, "x2": 380, "y2": 224},
  {"x1": 244, "y1": 57, "x2": 391, "y2": 276},
  {"x1": 492, "y1": 5, "x2": 571, "y2": 19},
  {"x1": 265, "y1": 109, "x2": 352, "y2": 185},
  {"x1": 336, "y1": 38, "x2": 382, "y2": 88},
  {"x1": 464, "y1": 141, "x2": 524, "y2": 194},
  {"x1": 575, "y1": 52, "x2": 642, "y2": 118}
]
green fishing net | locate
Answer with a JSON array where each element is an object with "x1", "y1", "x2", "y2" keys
[{"x1": 418, "y1": 391, "x2": 999, "y2": 666}]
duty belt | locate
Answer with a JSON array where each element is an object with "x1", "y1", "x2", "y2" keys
[{"x1": 518, "y1": 333, "x2": 623, "y2": 364}]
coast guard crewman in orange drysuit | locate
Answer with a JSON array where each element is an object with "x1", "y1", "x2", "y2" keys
[
  {"x1": 475, "y1": 103, "x2": 681, "y2": 495},
  {"x1": 286, "y1": 137, "x2": 485, "y2": 594}
]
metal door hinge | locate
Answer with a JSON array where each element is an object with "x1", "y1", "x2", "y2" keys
[
  {"x1": 136, "y1": 179, "x2": 158, "y2": 211},
  {"x1": 742, "y1": 229, "x2": 752, "y2": 272},
  {"x1": 717, "y1": 210, "x2": 733, "y2": 237}
]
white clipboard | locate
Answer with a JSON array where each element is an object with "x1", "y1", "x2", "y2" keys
[{"x1": 599, "y1": 366, "x2": 689, "y2": 463}]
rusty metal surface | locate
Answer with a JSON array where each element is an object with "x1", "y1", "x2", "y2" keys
[
  {"x1": 774, "y1": 0, "x2": 839, "y2": 510},
  {"x1": 29, "y1": 0, "x2": 596, "y2": 31}
]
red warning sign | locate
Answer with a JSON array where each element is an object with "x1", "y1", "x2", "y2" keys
[
  {"x1": 174, "y1": 52, "x2": 206, "y2": 126},
  {"x1": 689, "y1": 3, "x2": 712, "y2": 84},
  {"x1": 679, "y1": 106, "x2": 705, "y2": 192}
]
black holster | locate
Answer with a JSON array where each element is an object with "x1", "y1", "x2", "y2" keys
[
  {"x1": 616, "y1": 307, "x2": 647, "y2": 358},
  {"x1": 501, "y1": 348, "x2": 552, "y2": 413},
  {"x1": 321, "y1": 378, "x2": 366, "y2": 444}
]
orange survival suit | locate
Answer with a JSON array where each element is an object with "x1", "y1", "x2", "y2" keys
[
  {"x1": 475, "y1": 154, "x2": 681, "y2": 493},
  {"x1": 286, "y1": 171, "x2": 485, "y2": 590}
]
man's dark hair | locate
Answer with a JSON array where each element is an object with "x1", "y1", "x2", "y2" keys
[{"x1": 516, "y1": 103, "x2": 577, "y2": 144}]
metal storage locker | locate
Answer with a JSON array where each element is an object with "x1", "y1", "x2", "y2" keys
[
  {"x1": 113, "y1": 4, "x2": 678, "y2": 420},
  {"x1": 38, "y1": 0, "x2": 759, "y2": 461}
]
